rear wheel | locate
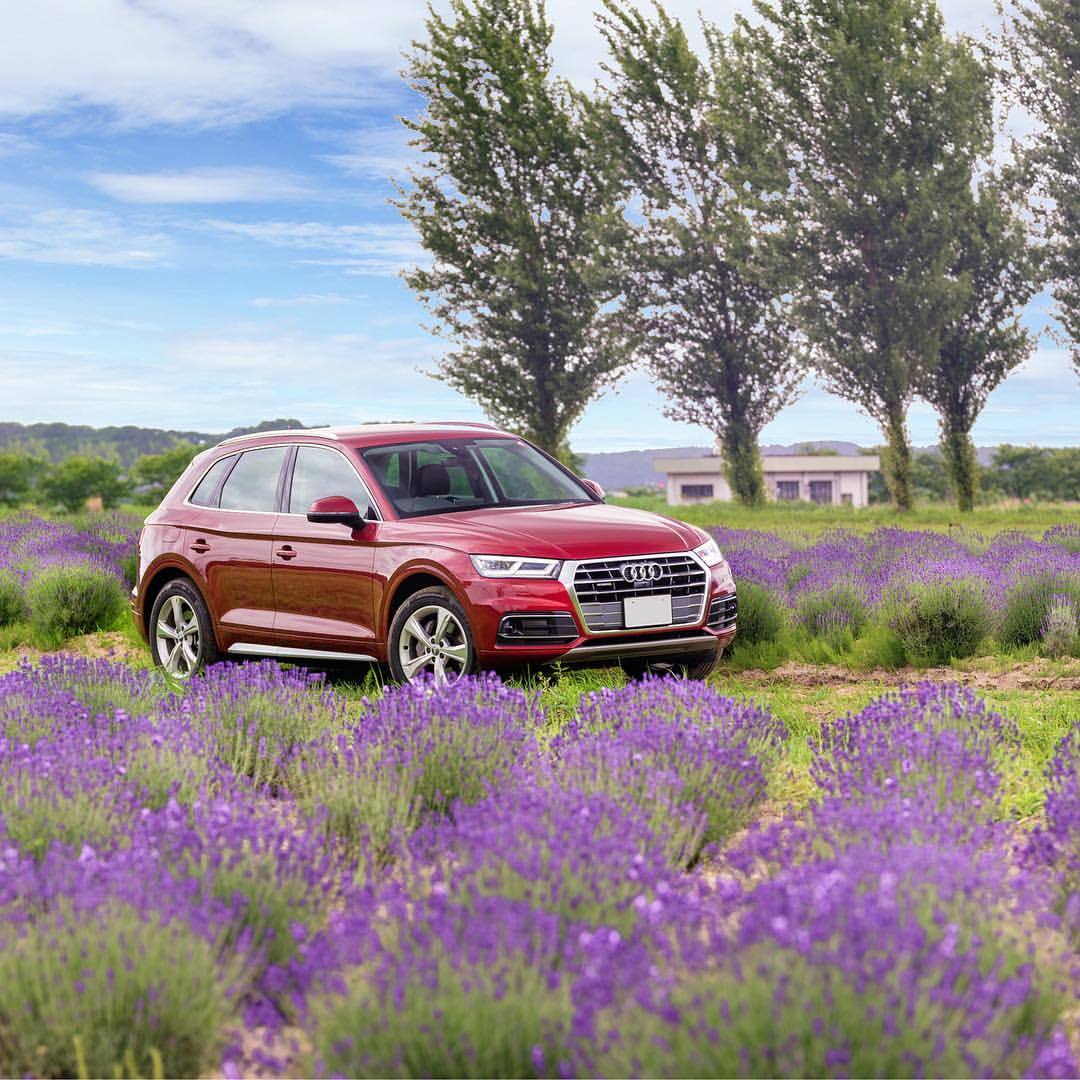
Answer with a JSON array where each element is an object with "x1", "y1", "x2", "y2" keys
[
  {"x1": 148, "y1": 578, "x2": 219, "y2": 679},
  {"x1": 388, "y1": 587, "x2": 476, "y2": 685},
  {"x1": 621, "y1": 652, "x2": 721, "y2": 682}
]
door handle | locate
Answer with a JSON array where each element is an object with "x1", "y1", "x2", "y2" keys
[
  {"x1": 190, "y1": 539, "x2": 210, "y2": 554},
  {"x1": 276, "y1": 545, "x2": 298, "y2": 560}
]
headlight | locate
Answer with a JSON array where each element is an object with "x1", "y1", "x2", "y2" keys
[
  {"x1": 470, "y1": 554, "x2": 562, "y2": 579},
  {"x1": 693, "y1": 537, "x2": 725, "y2": 567}
]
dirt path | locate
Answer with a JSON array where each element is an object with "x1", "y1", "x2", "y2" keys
[{"x1": 726, "y1": 659, "x2": 1080, "y2": 693}]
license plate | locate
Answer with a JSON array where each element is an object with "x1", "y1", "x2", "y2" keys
[{"x1": 623, "y1": 593, "x2": 672, "y2": 629}]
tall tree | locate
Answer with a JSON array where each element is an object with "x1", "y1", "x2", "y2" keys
[
  {"x1": 599, "y1": 3, "x2": 804, "y2": 506},
  {"x1": 398, "y1": 0, "x2": 633, "y2": 461},
  {"x1": 916, "y1": 174, "x2": 1037, "y2": 511},
  {"x1": 40, "y1": 457, "x2": 129, "y2": 512},
  {"x1": 749, "y1": 0, "x2": 995, "y2": 509},
  {"x1": 1002, "y1": 0, "x2": 1080, "y2": 376}
]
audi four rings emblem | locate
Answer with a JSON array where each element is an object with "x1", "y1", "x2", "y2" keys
[{"x1": 621, "y1": 561, "x2": 664, "y2": 584}]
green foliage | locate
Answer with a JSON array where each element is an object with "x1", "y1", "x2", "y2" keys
[
  {"x1": 0, "y1": 570, "x2": 26, "y2": 626},
  {"x1": 847, "y1": 623, "x2": 907, "y2": 669},
  {"x1": 130, "y1": 442, "x2": 203, "y2": 503},
  {"x1": 795, "y1": 585, "x2": 868, "y2": 644},
  {"x1": 0, "y1": 451, "x2": 46, "y2": 506},
  {"x1": 735, "y1": 581, "x2": 786, "y2": 644},
  {"x1": 890, "y1": 580, "x2": 992, "y2": 665},
  {"x1": 750, "y1": 0, "x2": 996, "y2": 510},
  {"x1": 398, "y1": 0, "x2": 634, "y2": 455},
  {"x1": 0, "y1": 903, "x2": 240, "y2": 1079},
  {"x1": 39, "y1": 455, "x2": 130, "y2": 512},
  {"x1": 999, "y1": 571, "x2": 1080, "y2": 649},
  {"x1": 1003, "y1": 0, "x2": 1080, "y2": 374},
  {"x1": 1041, "y1": 594, "x2": 1079, "y2": 659},
  {"x1": 25, "y1": 563, "x2": 126, "y2": 644},
  {"x1": 599, "y1": 3, "x2": 803, "y2": 507},
  {"x1": 982, "y1": 446, "x2": 1080, "y2": 502},
  {"x1": 915, "y1": 173, "x2": 1038, "y2": 511}
]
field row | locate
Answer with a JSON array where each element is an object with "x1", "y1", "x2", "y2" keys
[{"x1": 0, "y1": 656, "x2": 1075, "y2": 1077}]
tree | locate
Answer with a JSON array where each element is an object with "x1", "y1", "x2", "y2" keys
[
  {"x1": 915, "y1": 174, "x2": 1037, "y2": 510},
  {"x1": 0, "y1": 451, "x2": 46, "y2": 507},
  {"x1": 749, "y1": 0, "x2": 995, "y2": 509},
  {"x1": 1002, "y1": 0, "x2": 1080, "y2": 375},
  {"x1": 131, "y1": 442, "x2": 204, "y2": 503},
  {"x1": 398, "y1": 0, "x2": 633, "y2": 461},
  {"x1": 599, "y1": 3, "x2": 804, "y2": 506},
  {"x1": 40, "y1": 457, "x2": 129, "y2": 512}
]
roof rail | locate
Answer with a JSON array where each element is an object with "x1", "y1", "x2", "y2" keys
[{"x1": 218, "y1": 425, "x2": 334, "y2": 446}]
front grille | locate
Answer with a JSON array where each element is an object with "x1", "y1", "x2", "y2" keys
[
  {"x1": 708, "y1": 592, "x2": 737, "y2": 631},
  {"x1": 572, "y1": 554, "x2": 707, "y2": 633}
]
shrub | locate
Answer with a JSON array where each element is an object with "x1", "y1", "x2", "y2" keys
[
  {"x1": 734, "y1": 581, "x2": 785, "y2": 644},
  {"x1": 891, "y1": 580, "x2": 991, "y2": 665},
  {"x1": 1041, "y1": 594, "x2": 1079, "y2": 659},
  {"x1": 1000, "y1": 570, "x2": 1080, "y2": 649},
  {"x1": 795, "y1": 584, "x2": 867, "y2": 645},
  {"x1": 24, "y1": 563, "x2": 126, "y2": 643},
  {"x1": 0, "y1": 902, "x2": 241, "y2": 1079},
  {"x1": 0, "y1": 570, "x2": 25, "y2": 626}
]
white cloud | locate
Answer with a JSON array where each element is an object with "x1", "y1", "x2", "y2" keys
[
  {"x1": 319, "y1": 124, "x2": 418, "y2": 181},
  {"x1": 0, "y1": 133, "x2": 36, "y2": 156},
  {"x1": 203, "y1": 218, "x2": 425, "y2": 275},
  {"x1": 0, "y1": 208, "x2": 169, "y2": 267},
  {"x1": 88, "y1": 166, "x2": 313, "y2": 204},
  {"x1": 0, "y1": 0, "x2": 1000, "y2": 127},
  {"x1": 250, "y1": 293, "x2": 357, "y2": 307}
]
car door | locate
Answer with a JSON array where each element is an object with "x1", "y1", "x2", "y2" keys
[
  {"x1": 272, "y1": 443, "x2": 379, "y2": 651},
  {"x1": 183, "y1": 445, "x2": 286, "y2": 644}
]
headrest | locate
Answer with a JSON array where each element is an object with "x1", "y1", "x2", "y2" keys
[{"x1": 416, "y1": 462, "x2": 451, "y2": 497}]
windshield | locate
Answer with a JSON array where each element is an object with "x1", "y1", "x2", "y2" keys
[{"x1": 359, "y1": 438, "x2": 593, "y2": 518}]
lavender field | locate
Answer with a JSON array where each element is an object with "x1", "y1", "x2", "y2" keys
[{"x1": 0, "y1": 657, "x2": 1076, "y2": 1078}]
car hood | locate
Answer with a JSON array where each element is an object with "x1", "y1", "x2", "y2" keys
[{"x1": 386, "y1": 502, "x2": 703, "y2": 560}]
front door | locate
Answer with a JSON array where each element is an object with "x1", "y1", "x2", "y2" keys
[{"x1": 271, "y1": 444, "x2": 378, "y2": 652}]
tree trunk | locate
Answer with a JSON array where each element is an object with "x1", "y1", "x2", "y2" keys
[
  {"x1": 941, "y1": 417, "x2": 979, "y2": 512},
  {"x1": 721, "y1": 421, "x2": 766, "y2": 506},
  {"x1": 881, "y1": 404, "x2": 913, "y2": 511}
]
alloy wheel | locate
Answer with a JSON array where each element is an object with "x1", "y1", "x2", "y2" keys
[
  {"x1": 154, "y1": 594, "x2": 201, "y2": 678},
  {"x1": 397, "y1": 603, "x2": 470, "y2": 684}
]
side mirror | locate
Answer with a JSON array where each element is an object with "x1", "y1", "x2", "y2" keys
[
  {"x1": 582, "y1": 478, "x2": 605, "y2": 501},
  {"x1": 307, "y1": 495, "x2": 367, "y2": 529}
]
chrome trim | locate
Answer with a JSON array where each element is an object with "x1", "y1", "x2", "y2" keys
[
  {"x1": 557, "y1": 549, "x2": 709, "y2": 636},
  {"x1": 227, "y1": 643, "x2": 378, "y2": 663},
  {"x1": 556, "y1": 633, "x2": 719, "y2": 664}
]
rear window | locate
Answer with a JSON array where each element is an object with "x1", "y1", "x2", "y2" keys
[
  {"x1": 188, "y1": 455, "x2": 236, "y2": 507},
  {"x1": 218, "y1": 447, "x2": 288, "y2": 512}
]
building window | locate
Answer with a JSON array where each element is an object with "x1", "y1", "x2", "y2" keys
[
  {"x1": 681, "y1": 484, "x2": 714, "y2": 499},
  {"x1": 809, "y1": 480, "x2": 833, "y2": 504},
  {"x1": 776, "y1": 480, "x2": 800, "y2": 501}
]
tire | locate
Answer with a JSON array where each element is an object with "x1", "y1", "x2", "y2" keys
[
  {"x1": 622, "y1": 651, "x2": 721, "y2": 682},
  {"x1": 148, "y1": 578, "x2": 220, "y2": 680},
  {"x1": 388, "y1": 586, "x2": 476, "y2": 685}
]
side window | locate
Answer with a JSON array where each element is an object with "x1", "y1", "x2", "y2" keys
[
  {"x1": 218, "y1": 447, "x2": 287, "y2": 512},
  {"x1": 188, "y1": 455, "x2": 236, "y2": 507},
  {"x1": 289, "y1": 446, "x2": 373, "y2": 515}
]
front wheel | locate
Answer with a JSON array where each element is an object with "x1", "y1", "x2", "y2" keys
[
  {"x1": 148, "y1": 578, "x2": 219, "y2": 679},
  {"x1": 388, "y1": 587, "x2": 476, "y2": 685}
]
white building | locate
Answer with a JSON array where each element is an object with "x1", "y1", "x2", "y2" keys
[{"x1": 655, "y1": 454, "x2": 881, "y2": 507}]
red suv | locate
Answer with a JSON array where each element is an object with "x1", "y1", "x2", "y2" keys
[{"x1": 132, "y1": 423, "x2": 737, "y2": 683}]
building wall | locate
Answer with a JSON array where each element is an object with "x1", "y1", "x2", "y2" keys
[
  {"x1": 665, "y1": 469, "x2": 872, "y2": 507},
  {"x1": 666, "y1": 472, "x2": 732, "y2": 505}
]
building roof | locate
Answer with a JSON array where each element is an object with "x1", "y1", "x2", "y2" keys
[{"x1": 655, "y1": 455, "x2": 881, "y2": 474}]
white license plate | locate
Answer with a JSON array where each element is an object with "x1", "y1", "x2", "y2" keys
[{"x1": 623, "y1": 593, "x2": 673, "y2": 629}]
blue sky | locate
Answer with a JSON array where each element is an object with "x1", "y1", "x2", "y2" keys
[{"x1": 0, "y1": 0, "x2": 1076, "y2": 452}]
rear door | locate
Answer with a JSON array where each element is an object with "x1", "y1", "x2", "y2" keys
[
  {"x1": 183, "y1": 445, "x2": 287, "y2": 644},
  {"x1": 272, "y1": 443, "x2": 379, "y2": 651}
]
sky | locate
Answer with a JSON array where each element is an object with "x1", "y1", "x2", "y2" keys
[{"x1": 0, "y1": 0, "x2": 1076, "y2": 453}]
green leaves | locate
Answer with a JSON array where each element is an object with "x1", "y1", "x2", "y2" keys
[{"x1": 397, "y1": 0, "x2": 634, "y2": 455}]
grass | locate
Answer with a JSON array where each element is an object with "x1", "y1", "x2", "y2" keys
[{"x1": 609, "y1": 493, "x2": 1080, "y2": 538}]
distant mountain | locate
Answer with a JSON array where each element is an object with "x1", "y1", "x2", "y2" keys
[{"x1": 0, "y1": 419, "x2": 311, "y2": 465}]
